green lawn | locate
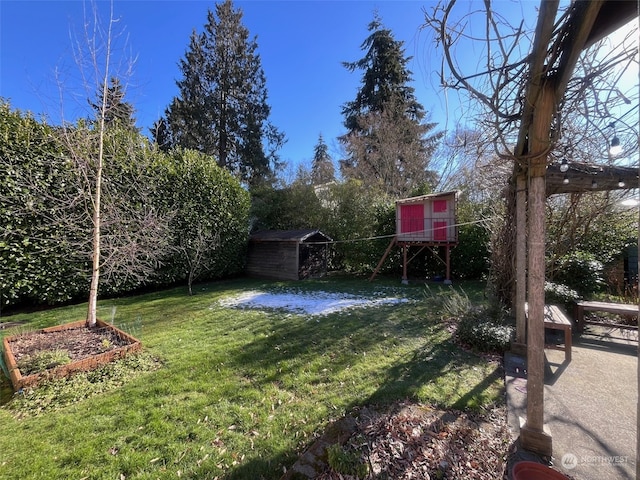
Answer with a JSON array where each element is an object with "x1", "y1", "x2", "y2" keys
[{"x1": 0, "y1": 277, "x2": 503, "y2": 479}]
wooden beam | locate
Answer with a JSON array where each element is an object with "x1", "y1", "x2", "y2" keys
[
  {"x1": 553, "y1": 1, "x2": 604, "y2": 104},
  {"x1": 584, "y1": 0, "x2": 639, "y2": 49},
  {"x1": 546, "y1": 163, "x2": 639, "y2": 195},
  {"x1": 520, "y1": 81, "x2": 555, "y2": 457},
  {"x1": 515, "y1": 174, "x2": 527, "y2": 346},
  {"x1": 514, "y1": 0, "x2": 559, "y2": 158},
  {"x1": 369, "y1": 237, "x2": 397, "y2": 282}
]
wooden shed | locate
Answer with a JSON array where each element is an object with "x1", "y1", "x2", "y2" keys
[{"x1": 246, "y1": 229, "x2": 332, "y2": 281}]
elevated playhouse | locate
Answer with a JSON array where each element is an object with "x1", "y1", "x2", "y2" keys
[{"x1": 371, "y1": 191, "x2": 459, "y2": 283}]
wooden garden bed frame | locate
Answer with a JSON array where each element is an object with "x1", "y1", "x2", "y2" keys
[{"x1": 2, "y1": 319, "x2": 141, "y2": 391}]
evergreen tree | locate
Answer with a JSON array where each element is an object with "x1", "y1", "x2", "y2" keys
[
  {"x1": 340, "y1": 14, "x2": 441, "y2": 197},
  {"x1": 164, "y1": 0, "x2": 284, "y2": 185},
  {"x1": 150, "y1": 116, "x2": 173, "y2": 152},
  {"x1": 91, "y1": 77, "x2": 137, "y2": 131},
  {"x1": 341, "y1": 96, "x2": 439, "y2": 198},
  {"x1": 311, "y1": 134, "x2": 335, "y2": 185}
]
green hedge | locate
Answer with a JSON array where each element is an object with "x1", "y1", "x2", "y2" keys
[
  {"x1": 0, "y1": 102, "x2": 88, "y2": 308},
  {"x1": 155, "y1": 149, "x2": 250, "y2": 289},
  {"x1": 0, "y1": 100, "x2": 249, "y2": 310}
]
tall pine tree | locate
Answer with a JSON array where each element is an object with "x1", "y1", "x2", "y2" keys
[
  {"x1": 311, "y1": 134, "x2": 335, "y2": 185},
  {"x1": 340, "y1": 14, "x2": 440, "y2": 198},
  {"x1": 91, "y1": 77, "x2": 137, "y2": 131},
  {"x1": 161, "y1": 0, "x2": 283, "y2": 185}
]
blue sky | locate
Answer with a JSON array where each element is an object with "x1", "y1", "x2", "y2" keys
[
  {"x1": 0, "y1": 0, "x2": 535, "y2": 168},
  {"x1": 3, "y1": 0, "x2": 633, "y2": 171}
]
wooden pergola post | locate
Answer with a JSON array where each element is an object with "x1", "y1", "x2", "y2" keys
[
  {"x1": 505, "y1": 0, "x2": 638, "y2": 461},
  {"x1": 519, "y1": 82, "x2": 555, "y2": 456},
  {"x1": 515, "y1": 172, "x2": 528, "y2": 349}
]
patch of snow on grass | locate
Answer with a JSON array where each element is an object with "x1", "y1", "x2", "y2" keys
[{"x1": 218, "y1": 290, "x2": 408, "y2": 316}]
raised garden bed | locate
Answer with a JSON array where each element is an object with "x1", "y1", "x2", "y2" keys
[{"x1": 2, "y1": 319, "x2": 141, "y2": 391}]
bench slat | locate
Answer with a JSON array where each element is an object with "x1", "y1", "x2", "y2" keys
[
  {"x1": 543, "y1": 305, "x2": 572, "y2": 327},
  {"x1": 576, "y1": 301, "x2": 637, "y2": 315},
  {"x1": 523, "y1": 303, "x2": 572, "y2": 361},
  {"x1": 575, "y1": 301, "x2": 638, "y2": 334}
]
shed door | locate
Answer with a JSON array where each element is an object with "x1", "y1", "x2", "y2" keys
[{"x1": 400, "y1": 204, "x2": 424, "y2": 234}]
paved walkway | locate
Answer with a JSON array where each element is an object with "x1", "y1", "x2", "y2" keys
[{"x1": 506, "y1": 325, "x2": 638, "y2": 479}]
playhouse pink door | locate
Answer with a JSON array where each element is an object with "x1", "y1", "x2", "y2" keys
[
  {"x1": 433, "y1": 221, "x2": 448, "y2": 241},
  {"x1": 400, "y1": 204, "x2": 423, "y2": 234},
  {"x1": 432, "y1": 198, "x2": 449, "y2": 241}
]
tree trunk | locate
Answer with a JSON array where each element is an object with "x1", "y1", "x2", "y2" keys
[
  {"x1": 86, "y1": 10, "x2": 113, "y2": 328},
  {"x1": 86, "y1": 114, "x2": 105, "y2": 328}
]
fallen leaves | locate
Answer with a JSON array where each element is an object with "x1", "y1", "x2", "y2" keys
[{"x1": 316, "y1": 401, "x2": 511, "y2": 480}]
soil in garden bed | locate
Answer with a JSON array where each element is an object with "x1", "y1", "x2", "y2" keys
[{"x1": 9, "y1": 325, "x2": 131, "y2": 365}]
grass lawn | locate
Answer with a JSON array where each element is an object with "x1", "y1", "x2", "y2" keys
[{"x1": 0, "y1": 276, "x2": 504, "y2": 479}]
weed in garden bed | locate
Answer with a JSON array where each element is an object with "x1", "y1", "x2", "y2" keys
[{"x1": 16, "y1": 348, "x2": 71, "y2": 376}]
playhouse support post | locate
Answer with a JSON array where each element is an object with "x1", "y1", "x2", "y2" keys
[
  {"x1": 401, "y1": 243, "x2": 408, "y2": 284},
  {"x1": 444, "y1": 245, "x2": 452, "y2": 285}
]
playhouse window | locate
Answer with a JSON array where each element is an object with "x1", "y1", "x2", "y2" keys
[{"x1": 433, "y1": 199, "x2": 448, "y2": 213}]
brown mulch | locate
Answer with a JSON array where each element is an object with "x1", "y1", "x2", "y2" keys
[
  {"x1": 315, "y1": 401, "x2": 512, "y2": 480},
  {"x1": 8, "y1": 326, "x2": 130, "y2": 364}
]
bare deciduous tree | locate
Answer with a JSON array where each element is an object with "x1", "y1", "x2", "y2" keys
[
  {"x1": 58, "y1": 1, "x2": 173, "y2": 326},
  {"x1": 423, "y1": 1, "x2": 638, "y2": 303}
]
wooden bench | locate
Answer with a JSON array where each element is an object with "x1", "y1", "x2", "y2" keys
[
  {"x1": 525, "y1": 304, "x2": 572, "y2": 362},
  {"x1": 574, "y1": 301, "x2": 638, "y2": 333}
]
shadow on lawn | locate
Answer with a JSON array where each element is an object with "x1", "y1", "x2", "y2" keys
[{"x1": 223, "y1": 302, "x2": 502, "y2": 479}]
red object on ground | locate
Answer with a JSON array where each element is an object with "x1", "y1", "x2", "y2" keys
[{"x1": 512, "y1": 461, "x2": 569, "y2": 480}]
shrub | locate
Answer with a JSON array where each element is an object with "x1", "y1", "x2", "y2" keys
[
  {"x1": 457, "y1": 311, "x2": 513, "y2": 354},
  {"x1": 0, "y1": 101, "x2": 87, "y2": 309},
  {"x1": 323, "y1": 180, "x2": 395, "y2": 273},
  {"x1": 423, "y1": 285, "x2": 512, "y2": 353},
  {"x1": 155, "y1": 148, "x2": 250, "y2": 289},
  {"x1": 553, "y1": 251, "x2": 605, "y2": 296},
  {"x1": 545, "y1": 281, "x2": 580, "y2": 310},
  {"x1": 424, "y1": 284, "x2": 474, "y2": 320},
  {"x1": 451, "y1": 222, "x2": 490, "y2": 279},
  {"x1": 0, "y1": 99, "x2": 250, "y2": 308}
]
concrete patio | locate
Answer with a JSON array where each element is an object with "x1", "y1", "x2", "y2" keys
[{"x1": 506, "y1": 324, "x2": 638, "y2": 479}]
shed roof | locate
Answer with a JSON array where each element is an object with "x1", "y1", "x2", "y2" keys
[{"x1": 249, "y1": 229, "x2": 332, "y2": 243}]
